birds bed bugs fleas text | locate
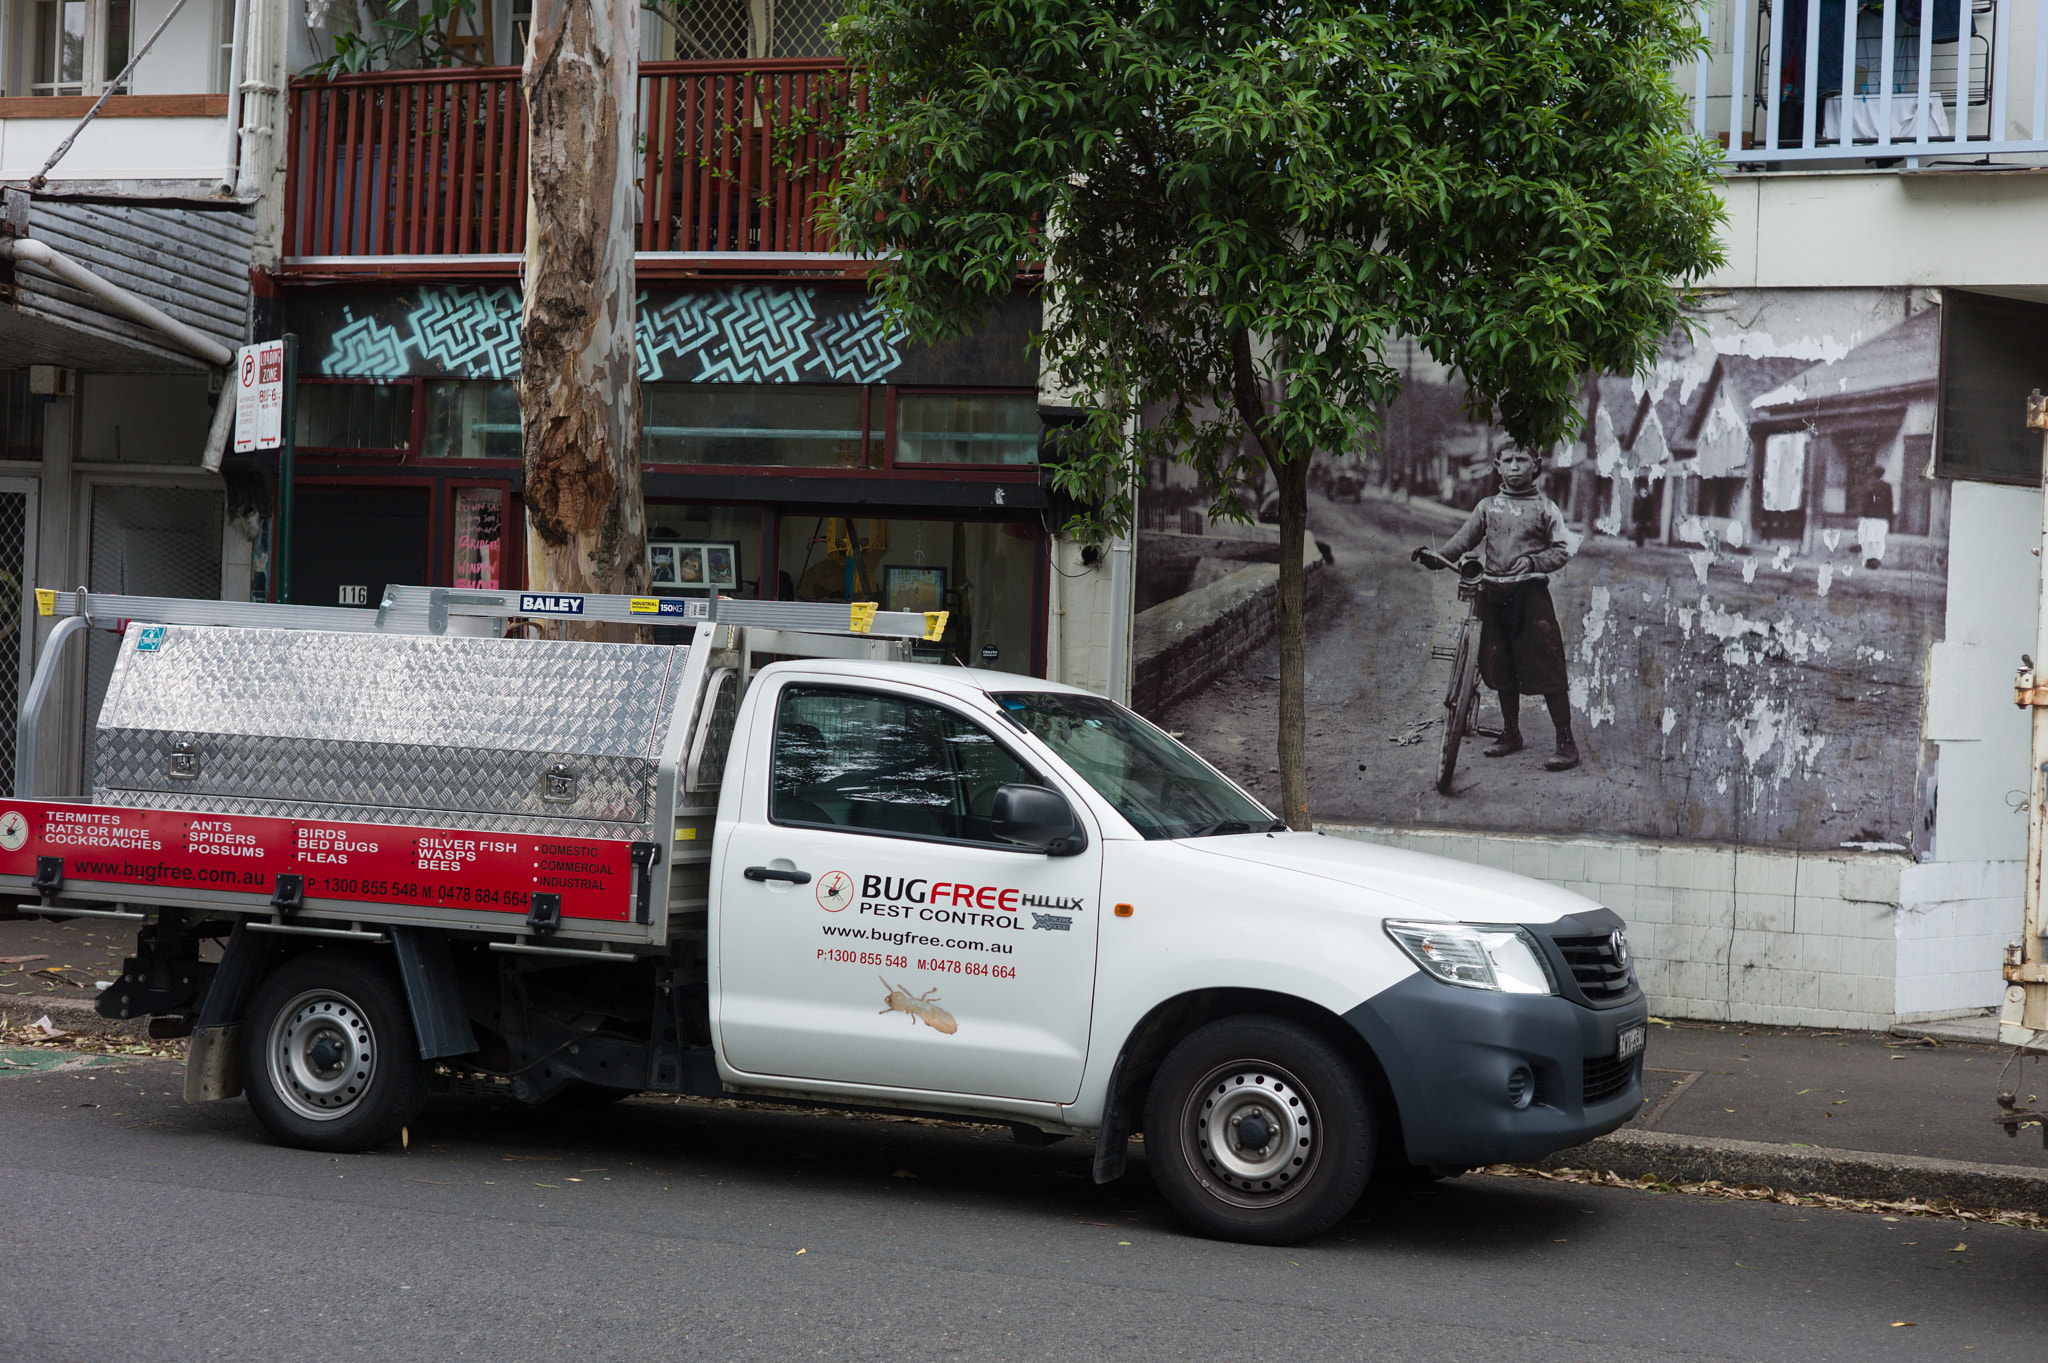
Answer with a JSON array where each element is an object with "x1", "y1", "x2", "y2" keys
[{"x1": 878, "y1": 976, "x2": 958, "y2": 1034}]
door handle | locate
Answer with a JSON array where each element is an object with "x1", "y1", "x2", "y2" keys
[{"x1": 744, "y1": 866, "x2": 811, "y2": 884}]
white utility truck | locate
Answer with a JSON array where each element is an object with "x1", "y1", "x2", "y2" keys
[{"x1": 5, "y1": 585, "x2": 1645, "y2": 1245}]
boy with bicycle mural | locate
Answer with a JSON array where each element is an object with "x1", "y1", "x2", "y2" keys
[{"x1": 1412, "y1": 445, "x2": 1580, "y2": 772}]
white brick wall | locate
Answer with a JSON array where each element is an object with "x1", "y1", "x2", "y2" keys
[
  {"x1": 1895, "y1": 860, "x2": 2023, "y2": 1021},
  {"x1": 1318, "y1": 823, "x2": 2009, "y2": 1031}
]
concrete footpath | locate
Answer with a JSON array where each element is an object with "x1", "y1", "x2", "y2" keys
[
  {"x1": 1531, "y1": 1014, "x2": 2048, "y2": 1211},
  {"x1": 8, "y1": 914, "x2": 2048, "y2": 1210}
]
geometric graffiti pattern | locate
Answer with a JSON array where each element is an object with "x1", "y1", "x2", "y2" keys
[
  {"x1": 647, "y1": 286, "x2": 823, "y2": 382},
  {"x1": 805, "y1": 306, "x2": 902, "y2": 383},
  {"x1": 318, "y1": 284, "x2": 904, "y2": 386},
  {"x1": 324, "y1": 312, "x2": 411, "y2": 377},
  {"x1": 407, "y1": 286, "x2": 524, "y2": 377}
]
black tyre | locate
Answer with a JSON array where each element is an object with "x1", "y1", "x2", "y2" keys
[
  {"x1": 241, "y1": 951, "x2": 427, "y2": 1153},
  {"x1": 1144, "y1": 1016, "x2": 1375, "y2": 1245}
]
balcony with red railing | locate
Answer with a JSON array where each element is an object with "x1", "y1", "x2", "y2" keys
[{"x1": 282, "y1": 58, "x2": 860, "y2": 279}]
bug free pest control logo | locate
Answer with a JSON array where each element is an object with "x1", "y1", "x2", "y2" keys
[
  {"x1": 815, "y1": 870, "x2": 854, "y2": 912},
  {"x1": 0, "y1": 809, "x2": 27, "y2": 852}
]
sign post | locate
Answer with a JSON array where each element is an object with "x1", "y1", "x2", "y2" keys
[
  {"x1": 277, "y1": 335, "x2": 298, "y2": 604},
  {"x1": 233, "y1": 336, "x2": 297, "y2": 603}
]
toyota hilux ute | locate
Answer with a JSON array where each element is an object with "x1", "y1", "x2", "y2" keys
[{"x1": 1, "y1": 585, "x2": 1646, "y2": 1245}]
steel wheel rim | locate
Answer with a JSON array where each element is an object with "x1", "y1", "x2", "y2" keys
[
  {"x1": 266, "y1": 988, "x2": 376, "y2": 1122},
  {"x1": 1182, "y1": 1059, "x2": 1321, "y2": 1209}
]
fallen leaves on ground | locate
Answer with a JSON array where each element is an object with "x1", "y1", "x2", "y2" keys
[
  {"x1": 1482, "y1": 1164, "x2": 2048, "y2": 1232},
  {"x1": 0, "y1": 1015, "x2": 186, "y2": 1059}
]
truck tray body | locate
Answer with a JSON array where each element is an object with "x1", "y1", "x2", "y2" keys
[{"x1": 1, "y1": 621, "x2": 709, "y2": 945}]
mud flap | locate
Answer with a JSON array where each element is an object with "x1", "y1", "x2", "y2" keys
[
  {"x1": 184, "y1": 1024, "x2": 243, "y2": 1103},
  {"x1": 182, "y1": 921, "x2": 284, "y2": 1104},
  {"x1": 391, "y1": 925, "x2": 478, "y2": 1060}
]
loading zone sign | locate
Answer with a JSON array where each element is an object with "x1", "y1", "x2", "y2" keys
[{"x1": 234, "y1": 341, "x2": 285, "y2": 454}]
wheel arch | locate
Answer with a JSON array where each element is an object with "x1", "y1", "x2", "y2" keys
[{"x1": 1091, "y1": 987, "x2": 1403, "y2": 1184}]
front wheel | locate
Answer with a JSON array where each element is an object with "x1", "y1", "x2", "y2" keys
[
  {"x1": 1438, "y1": 620, "x2": 1481, "y2": 795},
  {"x1": 241, "y1": 951, "x2": 427, "y2": 1153},
  {"x1": 1144, "y1": 1017, "x2": 1375, "y2": 1244}
]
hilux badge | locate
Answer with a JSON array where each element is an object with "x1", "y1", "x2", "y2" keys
[{"x1": 1610, "y1": 928, "x2": 1630, "y2": 967}]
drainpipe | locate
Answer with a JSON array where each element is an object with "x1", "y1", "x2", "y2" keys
[
  {"x1": 218, "y1": 0, "x2": 250, "y2": 196},
  {"x1": 0, "y1": 239, "x2": 232, "y2": 367}
]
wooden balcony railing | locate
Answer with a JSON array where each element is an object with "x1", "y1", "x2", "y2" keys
[{"x1": 283, "y1": 58, "x2": 854, "y2": 268}]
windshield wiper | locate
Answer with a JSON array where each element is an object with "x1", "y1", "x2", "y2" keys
[{"x1": 1181, "y1": 819, "x2": 1279, "y2": 838}]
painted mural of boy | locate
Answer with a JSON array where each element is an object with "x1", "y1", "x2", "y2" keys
[{"x1": 1412, "y1": 446, "x2": 1581, "y2": 771}]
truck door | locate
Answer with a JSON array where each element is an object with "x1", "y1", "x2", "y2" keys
[{"x1": 715, "y1": 679, "x2": 1103, "y2": 1104}]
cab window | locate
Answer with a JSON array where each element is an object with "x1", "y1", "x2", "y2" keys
[{"x1": 770, "y1": 685, "x2": 1038, "y2": 843}]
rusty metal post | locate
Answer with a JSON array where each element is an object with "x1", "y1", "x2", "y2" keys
[{"x1": 2002, "y1": 390, "x2": 2048, "y2": 1046}]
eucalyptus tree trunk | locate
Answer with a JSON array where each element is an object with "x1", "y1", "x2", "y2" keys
[{"x1": 520, "y1": 0, "x2": 647, "y2": 633}]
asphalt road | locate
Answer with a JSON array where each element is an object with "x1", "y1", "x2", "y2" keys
[{"x1": 4, "y1": 1059, "x2": 2042, "y2": 1362}]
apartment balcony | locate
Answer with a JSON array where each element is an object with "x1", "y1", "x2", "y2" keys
[
  {"x1": 1686, "y1": 0, "x2": 2048, "y2": 167},
  {"x1": 282, "y1": 58, "x2": 860, "y2": 280}
]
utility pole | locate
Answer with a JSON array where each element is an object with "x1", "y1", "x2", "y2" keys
[
  {"x1": 518, "y1": 0, "x2": 650, "y2": 634},
  {"x1": 2002, "y1": 388, "x2": 2048, "y2": 1051}
]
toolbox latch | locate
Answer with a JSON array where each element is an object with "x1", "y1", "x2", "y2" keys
[
  {"x1": 541, "y1": 762, "x2": 578, "y2": 804},
  {"x1": 527, "y1": 892, "x2": 562, "y2": 934},
  {"x1": 166, "y1": 738, "x2": 200, "y2": 779}
]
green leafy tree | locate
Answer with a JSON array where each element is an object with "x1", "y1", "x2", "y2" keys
[{"x1": 829, "y1": 0, "x2": 1723, "y2": 828}]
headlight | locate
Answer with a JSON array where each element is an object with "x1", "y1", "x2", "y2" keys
[{"x1": 1383, "y1": 920, "x2": 1559, "y2": 995}]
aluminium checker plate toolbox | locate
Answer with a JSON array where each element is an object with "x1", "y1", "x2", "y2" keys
[{"x1": 3, "y1": 622, "x2": 701, "y2": 945}]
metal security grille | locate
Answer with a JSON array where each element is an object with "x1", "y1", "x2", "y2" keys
[
  {"x1": 661, "y1": 0, "x2": 842, "y2": 58},
  {"x1": 0, "y1": 488, "x2": 33, "y2": 794},
  {"x1": 83, "y1": 485, "x2": 224, "y2": 788},
  {"x1": 667, "y1": 0, "x2": 753, "y2": 57},
  {"x1": 768, "y1": 0, "x2": 841, "y2": 56}
]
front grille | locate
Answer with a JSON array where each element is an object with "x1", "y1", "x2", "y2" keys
[
  {"x1": 1582, "y1": 1053, "x2": 1638, "y2": 1106},
  {"x1": 1553, "y1": 933, "x2": 1633, "y2": 1001}
]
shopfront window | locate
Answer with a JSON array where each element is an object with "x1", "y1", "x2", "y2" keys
[
  {"x1": 894, "y1": 393, "x2": 1038, "y2": 466},
  {"x1": 643, "y1": 383, "x2": 878, "y2": 468},
  {"x1": 424, "y1": 380, "x2": 520, "y2": 459},
  {"x1": 777, "y1": 515, "x2": 1040, "y2": 673},
  {"x1": 647, "y1": 504, "x2": 764, "y2": 598},
  {"x1": 296, "y1": 381, "x2": 412, "y2": 454}
]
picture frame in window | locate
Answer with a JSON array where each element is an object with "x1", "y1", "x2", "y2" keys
[
  {"x1": 883, "y1": 564, "x2": 947, "y2": 614},
  {"x1": 649, "y1": 539, "x2": 740, "y2": 591}
]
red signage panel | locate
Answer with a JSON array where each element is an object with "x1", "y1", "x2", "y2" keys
[{"x1": 0, "y1": 801, "x2": 635, "y2": 922}]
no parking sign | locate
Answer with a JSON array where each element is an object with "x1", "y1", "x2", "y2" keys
[{"x1": 233, "y1": 340, "x2": 285, "y2": 454}]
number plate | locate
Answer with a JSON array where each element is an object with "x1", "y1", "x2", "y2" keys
[{"x1": 1616, "y1": 1023, "x2": 1647, "y2": 1060}]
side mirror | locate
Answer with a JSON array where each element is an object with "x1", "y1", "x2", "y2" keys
[{"x1": 989, "y1": 783, "x2": 1087, "y2": 856}]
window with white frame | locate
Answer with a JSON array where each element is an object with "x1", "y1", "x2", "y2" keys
[{"x1": 22, "y1": 0, "x2": 132, "y2": 97}]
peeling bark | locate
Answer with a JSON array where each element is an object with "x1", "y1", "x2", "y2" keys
[{"x1": 521, "y1": 0, "x2": 647, "y2": 638}]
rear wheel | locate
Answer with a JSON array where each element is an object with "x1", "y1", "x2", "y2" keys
[
  {"x1": 241, "y1": 951, "x2": 426, "y2": 1153},
  {"x1": 1144, "y1": 1016, "x2": 1374, "y2": 1245}
]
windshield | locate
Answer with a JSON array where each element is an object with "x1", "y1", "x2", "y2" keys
[{"x1": 991, "y1": 692, "x2": 1284, "y2": 840}]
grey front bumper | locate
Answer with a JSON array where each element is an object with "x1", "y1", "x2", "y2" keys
[{"x1": 1344, "y1": 971, "x2": 1648, "y2": 1168}]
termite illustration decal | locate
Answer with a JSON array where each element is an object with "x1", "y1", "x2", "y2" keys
[{"x1": 878, "y1": 976, "x2": 958, "y2": 1035}]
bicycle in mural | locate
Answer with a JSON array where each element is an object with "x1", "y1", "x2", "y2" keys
[{"x1": 1416, "y1": 551, "x2": 1500, "y2": 795}]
